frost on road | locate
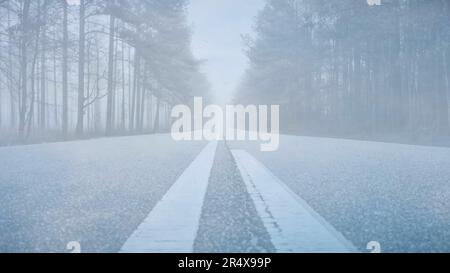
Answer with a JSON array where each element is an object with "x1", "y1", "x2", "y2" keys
[
  {"x1": 194, "y1": 143, "x2": 275, "y2": 253},
  {"x1": 121, "y1": 141, "x2": 217, "y2": 253},
  {"x1": 1, "y1": 134, "x2": 450, "y2": 253},
  {"x1": 232, "y1": 150, "x2": 357, "y2": 253},
  {"x1": 0, "y1": 135, "x2": 207, "y2": 253},
  {"x1": 230, "y1": 135, "x2": 450, "y2": 253}
]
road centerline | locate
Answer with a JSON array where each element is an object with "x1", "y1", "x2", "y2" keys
[
  {"x1": 231, "y1": 149, "x2": 358, "y2": 253},
  {"x1": 120, "y1": 141, "x2": 218, "y2": 253}
]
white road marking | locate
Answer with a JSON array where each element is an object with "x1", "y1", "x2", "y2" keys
[
  {"x1": 231, "y1": 150, "x2": 358, "y2": 253},
  {"x1": 120, "y1": 141, "x2": 218, "y2": 253}
]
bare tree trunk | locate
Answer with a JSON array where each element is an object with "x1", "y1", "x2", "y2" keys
[
  {"x1": 138, "y1": 65, "x2": 146, "y2": 131},
  {"x1": 147, "y1": 95, "x2": 153, "y2": 131},
  {"x1": 62, "y1": 0, "x2": 69, "y2": 138},
  {"x1": 139, "y1": 87, "x2": 146, "y2": 131},
  {"x1": 76, "y1": 0, "x2": 86, "y2": 136},
  {"x1": 53, "y1": 30, "x2": 58, "y2": 128},
  {"x1": 121, "y1": 40, "x2": 126, "y2": 131},
  {"x1": 86, "y1": 39, "x2": 91, "y2": 133},
  {"x1": 105, "y1": 14, "x2": 116, "y2": 135},
  {"x1": 135, "y1": 70, "x2": 141, "y2": 132},
  {"x1": 129, "y1": 50, "x2": 139, "y2": 132},
  {"x1": 39, "y1": 1, "x2": 48, "y2": 131},
  {"x1": 153, "y1": 96, "x2": 160, "y2": 133},
  {"x1": 18, "y1": 0, "x2": 31, "y2": 138},
  {"x1": 127, "y1": 46, "x2": 132, "y2": 132},
  {"x1": 94, "y1": 44, "x2": 101, "y2": 132},
  {"x1": 7, "y1": 2, "x2": 16, "y2": 129},
  {"x1": 112, "y1": 28, "x2": 119, "y2": 130},
  {"x1": 27, "y1": 31, "x2": 41, "y2": 138}
]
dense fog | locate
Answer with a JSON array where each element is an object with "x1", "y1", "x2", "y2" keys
[{"x1": 0, "y1": 0, "x2": 449, "y2": 146}]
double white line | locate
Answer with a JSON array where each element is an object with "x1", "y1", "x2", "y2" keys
[{"x1": 121, "y1": 141, "x2": 357, "y2": 253}]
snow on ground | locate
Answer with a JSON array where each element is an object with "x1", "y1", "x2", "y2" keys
[
  {"x1": 0, "y1": 134, "x2": 207, "y2": 253},
  {"x1": 229, "y1": 135, "x2": 450, "y2": 253}
]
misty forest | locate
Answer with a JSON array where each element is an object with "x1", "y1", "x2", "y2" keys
[
  {"x1": 0, "y1": 0, "x2": 450, "y2": 145},
  {"x1": 237, "y1": 0, "x2": 450, "y2": 144},
  {"x1": 0, "y1": 0, "x2": 209, "y2": 144},
  {"x1": 1, "y1": 0, "x2": 450, "y2": 254}
]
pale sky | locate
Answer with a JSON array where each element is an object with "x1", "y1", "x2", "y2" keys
[{"x1": 188, "y1": 0, "x2": 265, "y2": 104}]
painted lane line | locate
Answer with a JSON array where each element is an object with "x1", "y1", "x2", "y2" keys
[
  {"x1": 120, "y1": 141, "x2": 218, "y2": 253},
  {"x1": 231, "y1": 150, "x2": 358, "y2": 253}
]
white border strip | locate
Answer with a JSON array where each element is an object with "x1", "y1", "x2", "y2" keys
[
  {"x1": 120, "y1": 141, "x2": 218, "y2": 253},
  {"x1": 231, "y1": 150, "x2": 358, "y2": 253}
]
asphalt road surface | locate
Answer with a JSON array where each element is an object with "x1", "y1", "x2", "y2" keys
[{"x1": 1, "y1": 134, "x2": 449, "y2": 253}]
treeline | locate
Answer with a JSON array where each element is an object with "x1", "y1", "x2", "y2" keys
[
  {"x1": 237, "y1": 0, "x2": 450, "y2": 142},
  {"x1": 0, "y1": 0, "x2": 209, "y2": 144}
]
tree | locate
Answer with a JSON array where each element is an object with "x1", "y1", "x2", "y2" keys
[
  {"x1": 75, "y1": 0, "x2": 86, "y2": 136},
  {"x1": 0, "y1": 0, "x2": 209, "y2": 144},
  {"x1": 237, "y1": 0, "x2": 450, "y2": 142},
  {"x1": 61, "y1": 0, "x2": 68, "y2": 138},
  {"x1": 105, "y1": 5, "x2": 115, "y2": 136},
  {"x1": 18, "y1": 0, "x2": 31, "y2": 138}
]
